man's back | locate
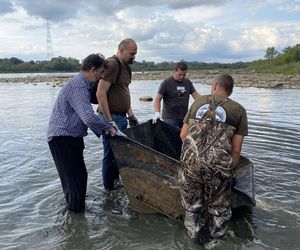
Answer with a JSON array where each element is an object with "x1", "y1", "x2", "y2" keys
[{"x1": 184, "y1": 94, "x2": 248, "y2": 136}]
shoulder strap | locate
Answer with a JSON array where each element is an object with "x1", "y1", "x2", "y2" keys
[
  {"x1": 90, "y1": 56, "x2": 132, "y2": 104},
  {"x1": 111, "y1": 55, "x2": 132, "y2": 82},
  {"x1": 90, "y1": 56, "x2": 122, "y2": 104},
  {"x1": 198, "y1": 95, "x2": 228, "y2": 124},
  {"x1": 111, "y1": 55, "x2": 122, "y2": 83}
]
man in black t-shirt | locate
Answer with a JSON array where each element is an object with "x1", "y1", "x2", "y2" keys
[{"x1": 153, "y1": 62, "x2": 200, "y2": 128}]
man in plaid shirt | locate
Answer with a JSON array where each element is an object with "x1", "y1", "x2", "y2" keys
[{"x1": 47, "y1": 53, "x2": 124, "y2": 213}]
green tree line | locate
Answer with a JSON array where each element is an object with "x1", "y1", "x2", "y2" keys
[
  {"x1": 131, "y1": 60, "x2": 248, "y2": 72},
  {"x1": 248, "y1": 44, "x2": 300, "y2": 74},
  {"x1": 1, "y1": 44, "x2": 299, "y2": 74},
  {"x1": 0, "y1": 56, "x2": 80, "y2": 73},
  {"x1": 0, "y1": 56, "x2": 248, "y2": 73}
]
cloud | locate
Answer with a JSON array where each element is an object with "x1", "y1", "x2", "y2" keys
[
  {"x1": 87, "y1": 0, "x2": 226, "y2": 14},
  {"x1": 0, "y1": 0, "x2": 14, "y2": 14},
  {"x1": 141, "y1": 0, "x2": 225, "y2": 9},
  {"x1": 0, "y1": 0, "x2": 299, "y2": 62},
  {"x1": 4, "y1": 0, "x2": 227, "y2": 22},
  {"x1": 10, "y1": 0, "x2": 83, "y2": 22},
  {"x1": 266, "y1": 0, "x2": 300, "y2": 13}
]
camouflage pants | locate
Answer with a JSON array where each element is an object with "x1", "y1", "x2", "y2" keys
[{"x1": 179, "y1": 119, "x2": 235, "y2": 243}]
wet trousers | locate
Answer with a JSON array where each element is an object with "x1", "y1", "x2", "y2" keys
[
  {"x1": 48, "y1": 136, "x2": 87, "y2": 213},
  {"x1": 163, "y1": 118, "x2": 183, "y2": 128},
  {"x1": 180, "y1": 163, "x2": 232, "y2": 243},
  {"x1": 98, "y1": 113, "x2": 128, "y2": 190}
]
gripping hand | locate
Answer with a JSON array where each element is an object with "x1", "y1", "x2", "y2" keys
[
  {"x1": 152, "y1": 112, "x2": 161, "y2": 124},
  {"x1": 128, "y1": 114, "x2": 139, "y2": 127}
]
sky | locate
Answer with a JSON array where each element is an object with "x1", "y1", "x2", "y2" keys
[{"x1": 0, "y1": 0, "x2": 299, "y2": 63}]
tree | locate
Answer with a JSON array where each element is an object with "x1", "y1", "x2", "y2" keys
[
  {"x1": 265, "y1": 47, "x2": 278, "y2": 60},
  {"x1": 283, "y1": 44, "x2": 300, "y2": 62},
  {"x1": 9, "y1": 57, "x2": 24, "y2": 64}
]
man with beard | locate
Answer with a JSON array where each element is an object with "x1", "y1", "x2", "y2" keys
[
  {"x1": 152, "y1": 62, "x2": 200, "y2": 128},
  {"x1": 47, "y1": 53, "x2": 121, "y2": 213},
  {"x1": 96, "y1": 38, "x2": 139, "y2": 191}
]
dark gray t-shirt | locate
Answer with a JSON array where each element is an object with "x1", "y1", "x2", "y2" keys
[{"x1": 158, "y1": 77, "x2": 196, "y2": 120}]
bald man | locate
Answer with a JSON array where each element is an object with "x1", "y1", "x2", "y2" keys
[{"x1": 96, "y1": 38, "x2": 139, "y2": 191}]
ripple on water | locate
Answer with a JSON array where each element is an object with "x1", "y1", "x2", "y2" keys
[{"x1": 0, "y1": 83, "x2": 300, "y2": 250}]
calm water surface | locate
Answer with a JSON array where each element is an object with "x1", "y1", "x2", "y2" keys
[{"x1": 0, "y1": 78, "x2": 299, "y2": 250}]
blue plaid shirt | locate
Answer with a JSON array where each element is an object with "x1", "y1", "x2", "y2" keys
[{"x1": 47, "y1": 72, "x2": 110, "y2": 142}]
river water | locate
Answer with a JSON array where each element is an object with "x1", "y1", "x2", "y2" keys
[{"x1": 0, "y1": 78, "x2": 299, "y2": 250}]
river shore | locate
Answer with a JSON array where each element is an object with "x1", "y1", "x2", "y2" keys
[{"x1": 0, "y1": 70, "x2": 299, "y2": 89}]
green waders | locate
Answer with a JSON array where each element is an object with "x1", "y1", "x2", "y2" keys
[{"x1": 179, "y1": 115, "x2": 236, "y2": 243}]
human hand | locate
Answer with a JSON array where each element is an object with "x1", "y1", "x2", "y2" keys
[
  {"x1": 106, "y1": 125, "x2": 117, "y2": 136},
  {"x1": 152, "y1": 112, "x2": 161, "y2": 124},
  {"x1": 108, "y1": 120, "x2": 118, "y2": 130},
  {"x1": 127, "y1": 114, "x2": 139, "y2": 127}
]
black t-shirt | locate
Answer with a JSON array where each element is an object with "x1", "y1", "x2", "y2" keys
[{"x1": 158, "y1": 77, "x2": 196, "y2": 120}]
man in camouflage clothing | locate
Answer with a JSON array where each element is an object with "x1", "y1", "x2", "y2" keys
[{"x1": 179, "y1": 74, "x2": 248, "y2": 244}]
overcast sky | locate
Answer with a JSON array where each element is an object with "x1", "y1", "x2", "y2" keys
[{"x1": 0, "y1": 0, "x2": 299, "y2": 63}]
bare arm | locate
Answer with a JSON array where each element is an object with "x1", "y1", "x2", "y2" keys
[
  {"x1": 97, "y1": 79, "x2": 112, "y2": 121},
  {"x1": 231, "y1": 134, "x2": 244, "y2": 168},
  {"x1": 191, "y1": 90, "x2": 200, "y2": 100},
  {"x1": 154, "y1": 93, "x2": 163, "y2": 112},
  {"x1": 180, "y1": 123, "x2": 189, "y2": 142},
  {"x1": 127, "y1": 107, "x2": 133, "y2": 117}
]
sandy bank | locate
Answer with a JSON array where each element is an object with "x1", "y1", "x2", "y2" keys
[{"x1": 0, "y1": 70, "x2": 299, "y2": 89}]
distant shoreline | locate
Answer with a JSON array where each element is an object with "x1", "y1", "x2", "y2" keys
[{"x1": 0, "y1": 70, "x2": 299, "y2": 89}]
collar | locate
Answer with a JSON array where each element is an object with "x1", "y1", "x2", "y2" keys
[{"x1": 79, "y1": 71, "x2": 93, "y2": 90}]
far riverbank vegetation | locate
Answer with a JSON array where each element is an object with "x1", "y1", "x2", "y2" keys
[{"x1": 1, "y1": 44, "x2": 299, "y2": 75}]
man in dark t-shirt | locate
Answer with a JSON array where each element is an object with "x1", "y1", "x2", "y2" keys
[{"x1": 153, "y1": 62, "x2": 200, "y2": 128}]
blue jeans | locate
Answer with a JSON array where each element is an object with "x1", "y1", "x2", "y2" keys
[
  {"x1": 98, "y1": 113, "x2": 128, "y2": 190},
  {"x1": 163, "y1": 118, "x2": 183, "y2": 128}
]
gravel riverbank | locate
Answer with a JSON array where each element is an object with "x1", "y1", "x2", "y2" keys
[{"x1": 1, "y1": 70, "x2": 299, "y2": 89}]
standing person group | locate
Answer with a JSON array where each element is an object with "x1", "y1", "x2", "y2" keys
[
  {"x1": 47, "y1": 37, "x2": 249, "y2": 247},
  {"x1": 152, "y1": 62, "x2": 200, "y2": 128},
  {"x1": 48, "y1": 38, "x2": 139, "y2": 212},
  {"x1": 179, "y1": 74, "x2": 248, "y2": 244}
]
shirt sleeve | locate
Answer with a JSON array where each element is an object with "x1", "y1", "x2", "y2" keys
[
  {"x1": 235, "y1": 107, "x2": 248, "y2": 136},
  {"x1": 102, "y1": 59, "x2": 119, "y2": 85},
  {"x1": 158, "y1": 79, "x2": 168, "y2": 96},
  {"x1": 68, "y1": 85, "x2": 110, "y2": 137},
  {"x1": 188, "y1": 79, "x2": 196, "y2": 94}
]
